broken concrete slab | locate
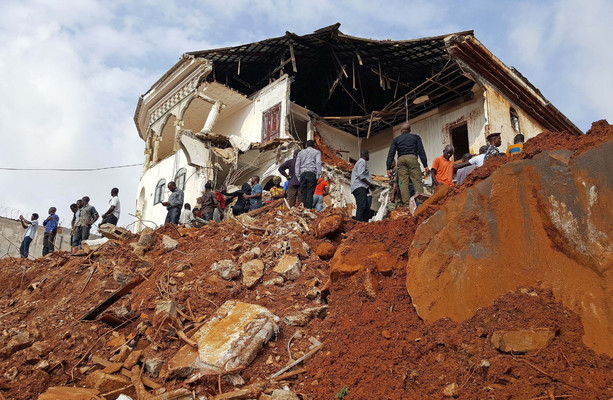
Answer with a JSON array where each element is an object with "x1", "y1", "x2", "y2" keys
[
  {"x1": 491, "y1": 328, "x2": 557, "y2": 354},
  {"x1": 242, "y1": 259, "x2": 265, "y2": 288},
  {"x1": 273, "y1": 255, "x2": 301, "y2": 281},
  {"x1": 38, "y1": 386, "x2": 102, "y2": 400},
  {"x1": 168, "y1": 301, "x2": 279, "y2": 377},
  {"x1": 212, "y1": 259, "x2": 240, "y2": 280},
  {"x1": 144, "y1": 358, "x2": 163, "y2": 378},
  {"x1": 99, "y1": 224, "x2": 132, "y2": 241},
  {"x1": 81, "y1": 237, "x2": 109, "y2": 252}
]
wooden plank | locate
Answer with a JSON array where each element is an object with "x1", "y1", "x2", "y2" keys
[
  {"x1": 91, "y1": 355, "x2": 160, "y2": 389},
  {"x1": 80, "y1": 276, "x2": 144, "y2": 321},
  {"x1": 289, "y1": 43, "x2": 297, "y2": 73}
]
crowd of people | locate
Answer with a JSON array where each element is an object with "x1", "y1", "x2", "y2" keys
[{"x1": 18, "y1": 188, "x2": 121, "y2": 258}]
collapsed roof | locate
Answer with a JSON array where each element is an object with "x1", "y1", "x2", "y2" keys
[{"x1": 184, "y1": 23, "x2": 581, "y2": 137}]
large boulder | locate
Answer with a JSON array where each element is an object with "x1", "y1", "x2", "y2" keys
[{"x1": 406, "y1": 143, "x2": 613, "y2": 356}]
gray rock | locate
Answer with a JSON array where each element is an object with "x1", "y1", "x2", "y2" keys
[
  {"x1": 273, "y1": 255, "x2": 301, "y2": 281},
  {"x1": 162, "y1": 235, "x2": 179, "y2": 250},
  {"x1": 271, "y1": 389, "x2": 300, "y2": 400},
  {"x1": 145, "y1": 358, "x2": 163, "y2": 378},
  {"x1": 283, "y1": 305, "x2": 328, "y2": 326},
  {"x1": 242, "y1": 259, "x2": 265, "y2": 288},
  {"x1": 211, "y1": 260, "x2": 240, "y2": 280}
]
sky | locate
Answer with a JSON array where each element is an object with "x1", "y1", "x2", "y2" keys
[{"x1": 0, "y1": 0, "x2": 611, "y2": 230}]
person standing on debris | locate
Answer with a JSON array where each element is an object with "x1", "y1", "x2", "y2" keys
[
  {"x1": 162, "y1": 181, "x2": 184, "y2": 224},
  {"x1": 351, "y1": 150, "x2": 376, "y2": 222},
  {"x1": 18, "y1": 213, "x2": 39, "y2": 258},
  {"x1": 313, "y1": 176, "x2": 329, "y2": 212},
  {"x1": 506, "y1": 134, "x2": 524, "y2": 156},
  {"x1": 243, "y1": 176, "x2": 263, "y2": 210},
  {"x1": 179, "y1": 203, "x2": 194, "y2": 227},
  {"x1": 71, "y1": 199, "x2": 82, "y2": 252},
  {"x1": 278, "y1": 150, "x2": 301, "y2": 207},
  {"x1": 201, "y1": 181, "x2": 222, "y2": 221},
  {"x1": 222, "y1": 183, "x2": 252, "y2": 216},
  {"x1": 484, "y1": 132, "x2": 503, "y2": 161},
  {"x1": 431, "y1": 145, "x2": 455, "y2": 188},
  {"x1": 214, "y1": 185, "x2": 227, "y2": 222},
  {"x1": 42, "y1": 207, "x2": 59, "y2": 256},
  {"x1": 386, "y1": 123, "x2": 428, "y2": 204},
  {"x1": 100, "y1": 187, "x2": 120, "y2": 226},
  {"x1": 295, "y1": 140, "x2": 321, "y2": 209},
  {"x1": 75, "y1": 196, "x2": 99, "y2": 249}
]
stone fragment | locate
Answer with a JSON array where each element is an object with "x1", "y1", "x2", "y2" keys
[
  {"x1": 4, "y1": 366, "x2": 18, "y2": 380},
  {"x1": 305, "y1": 286, "x2": 322, "y2": 301},
  {"x1": 262, "y1": 276, "x2": 285, "y2": 286},
  {"x1": 137, "y1": 227, "x2": 156, "y2": 247},
  {"x1": 315, "y1": 214, "x2": 343, "y2": 238},
  {"x1": 443, "y1": 382, "x2": 459, "y2": 398},
  {"x1": 0, "y1": 330, "x2": 38, "y2": 358},
  {"x1": 154, "y1": 300, "x2": 182, "y2": 329},
  {"x1": 107, "y1": 333, "x2": 126, "y2": 348},
  {"x1": 242, "y1": 259, "x2": 265, "y2": 288},
  {"x1": 271, "y1": 389, "x2": 300, "y2": 400},
  {"x1": 212, "y1": 260, "x2": 240, "y2": 280},
  {"x1": 273, "y1": 255, "x2": 301, "y2": 281},
  {"x1": 102, "y1": 362, "x2": 123, "y2": 374},
  {"x1": 123, "y1": 349, "x2": 143, "y2": 369},
  {"x1": 491, "y1": 328, "x2": 556, "y2": 354},
  {"x1": 99, "y1": 224, "x2": 132, "y2": 241},
  {"x1": 315, "y1": 242, "x2": 336, "y2": 260},
  {"x1": 167, "y1": 301, "x2": 279, "y2": 377},
  {"x1": 81, "y1": 237, "x2": 109, "y2": 252},
  {"x1": 144, "y1": 358, "x2": 163, "y2": 378},
  {"x1": 112, "y1": 265, "x2": 133, "y2": 286},
  {"x1": 288, "y1": 237, "x2": 310, "y2": 259},
  {"x1": 35, "y1": 359, "x2": 50, "y2": 371},
  {"x1": 109, "y1": 345, "x2": 131, "y2": 363},
  {"x1": 330, "y1": 243, "x2": 398, "y2": 279},
  {"x1": 283, "y1": 306, "x2": 328, "y2": 326},
  {"x1": 381, "y1": 330, "x2": 391, "y2": 339},
  {"x1": 238, "y1": 247, "x2": 261, "y2": 265},
  {"x1": 85, "y1": 370, "x2": 131, "y2": 393},
  {"x1": 38, "y1": 386, "x2": 101, "y2": 400},
  {"x1": 162, "y1": 235, "x2": 179, "y2": 250}
]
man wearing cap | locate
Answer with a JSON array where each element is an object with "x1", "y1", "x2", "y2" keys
[{"x1": 484, "y1": 132, "x2": 503, "y2": 161}]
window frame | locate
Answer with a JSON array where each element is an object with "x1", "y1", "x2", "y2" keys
[
  {"x1": 261, "y1": 102, "x2": 282, "y2": 142},
  {"x1": 154, "y1": 179, "x2": 167, "y2": 205},
  {"x1": 174, "y1": 168, "x2": 187, "y2": 192}
]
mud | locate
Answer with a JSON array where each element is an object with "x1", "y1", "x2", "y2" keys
[{"x1": 0, "y1": 122, "x2": 612, "y2": 399}]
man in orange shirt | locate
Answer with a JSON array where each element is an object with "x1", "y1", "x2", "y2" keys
[
  {"x1": 431, "y1": 145, "x2": 455, "y2": 188},
  {"x1": 313, "y1": 177, "x2": 329, "y2": 211}
]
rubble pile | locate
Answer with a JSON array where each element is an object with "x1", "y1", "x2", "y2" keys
[{"x1": 0, "y1": 121, "x2": 612, "y2": 399}]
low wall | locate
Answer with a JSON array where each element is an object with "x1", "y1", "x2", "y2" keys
[{"x1": 0, "y1": 216, "x2": 73, "y2": 259}]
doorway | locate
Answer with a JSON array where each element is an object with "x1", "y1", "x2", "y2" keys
[{"x1": 451, "y1": 123, "x2": 469, "y2": 159}]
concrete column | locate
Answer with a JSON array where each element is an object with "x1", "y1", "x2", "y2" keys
[
  {"x1": 200, "y1": 101, "x2": 222, "y2": 134},
  {"x1": 143, "y1": 148, "x2": 152, "y2": 174},
  {"x1": 152, "y1": 136, "x2": 161, "y2": 164},
  {"x1": 173, "y1": 119, "x2": 184, "y2": 151}
]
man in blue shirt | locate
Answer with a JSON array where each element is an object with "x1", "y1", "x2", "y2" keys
[
  {"x1": 244, "y1": 176, "x2": 263, "y2": 210},
  {"x1": 42, "y1": 207, "x2": 59, "y2": 256}
]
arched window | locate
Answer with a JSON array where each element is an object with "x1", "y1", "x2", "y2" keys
[
  {"x1": 174, "y1": 168, "x2": 187, "y2": 191},
  {"x1": 510, "y1": 107, "x2": 521, "y2": 133},
  {"x1": 154, "y1": 179, "x2": 166, "y2": 205}
]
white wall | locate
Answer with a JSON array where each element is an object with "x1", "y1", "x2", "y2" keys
[{"x1": 215, "y1": 75, "x2": 291, "y2": 143}]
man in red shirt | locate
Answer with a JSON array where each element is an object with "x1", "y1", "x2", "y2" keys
[
  {"x1": 313, "y1": 177, "x2": 329, "y2": 211},
  {"x1": 214, "y1": 185, "x2": 226, "y2": 222},
  {"x1": 431, "y1": 145, "x2": 455, "y2": 188}
]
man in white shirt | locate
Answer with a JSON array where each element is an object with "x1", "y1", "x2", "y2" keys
[
  {"x1": 179, "y1": 203, "x2": 195, "y2": 227},
  {"x1": 19, "y1": 213, "x2": 39, "y2": 258},
  {"x1": 101, "y1": 188, "x2": 121, "y2": 226}
]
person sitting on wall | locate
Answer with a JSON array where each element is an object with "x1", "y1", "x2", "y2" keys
[
  {"x1": 161, "y1": 181, "x2": 184, "y2": 224},
  {"x1": 243, "y1": 176, "x2": 263, "y2": 211},
  {"x1": 431, "y1": 145, "x2": 455, "y2": 189},
  {"x1": 19, "y1": 213, "x2": 39, "y2": 258},
  {"x1": 506, "y1": 134, "x2": 525, "y2": 156},
  {"x1": 484, "y1": 132, "x2": 504, "y2": 161},
  {"x1": 222, "y1": 183, "x2": 252, "y2": 216},
  {"x1": 200, "y1": 180, "x2": 222, "y2": 221}
]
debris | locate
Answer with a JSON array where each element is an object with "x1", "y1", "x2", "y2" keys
[
  {"x1": 238, "y1": 247, "x2": 261, "y2": 265},
  {"x1": 242, "y1": 259, "x2": 265, "y2": 288},
  {"x1": 315, "y1": 242, "x2": 336, "y2": 260},
  {"x1": 38, "y1": 387, "x2": 103, "y2": 400},
  {"x1": 491, "y1": 328, "x2": 557, "y2": 354},
  {"x1": 315, "y1": 214, "x2": 343, "y2": 238},
  {"x1": 99, "y1": 224, "x2": 133, "y2": 241},
  {"x1": 80, "y1": 275, "x2": 145, "y2": 321},
  {"x1": 273, "y1": 255, "x2": 301, "y2": 281},
  {"x1": 85, "y1": 370, "x2": 131, "y2": 393},
  {"x1": 271, "y1": 389, "x2": 300, "y2": 400},
  {"x1": 288, "y1": 236, "x2": 309, "y2": 259},
  {"x1": 442, "y1": 382, "x2": 459, "y2": 398},
  {"x1": 144, "y1": 358, "x2": 164, "y2": 378},
  {"x1": 81, "y1": 237, "x2": 110, "y2": 252},
  {"x1": 91, "y1": 355, "x2": 160, "y2": 389},
  {"x1": 154, "y1": 300, "x2": 182, "y2": 329},
  {"x1": 210, "y1": 386, "x2": 261, "y2": 400},
  {"x1": 212, "y1": 260, "x2": 240, "y2": 280},
  {"x1": 283, "y1": 306, "x2": 328, "y2": 326},
  {"x1": 161, "y1": 235, "x2": 179, "y2": 250}
]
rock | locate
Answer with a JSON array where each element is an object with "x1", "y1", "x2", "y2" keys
[
  {"x1": 0, "y1": 330, "x2": 38, "y2": 358},
  {"x1": 262, "y1": 276, "x2": 285, "y2": 286},
  {"x1": 145, "y1": 358, "x2": 163, "y2": 378},
  {"x1": 242, "y1": 259, "x2": 265, "y2": 288},
  {"x1": 271, "y1": 389, "x2": 300, "y2": 400},
  {"x1": 38, "y1": 387, "x2": 101, "y2": 400},
  {"x1": 491, "y1": 328, "x2": 557, "y2": 354},
  {"x1": 99, "y1": 224, "x2": 132, "y2": 240},
  {"x1": 109, "y1": 345, "x2": 131, "y2": 363},
  {"x1": 107, "y1": 333, "x2": 126, "y2": 348},
  {"x1": 212, "y1": 260, "x2": 240, "y2": 280},
  {"x1": 315, "y1": 242, "x2": 336, "y2": 260},
  {"x1": 238, "y1": 247, "x2": 261, "y2": 265},
  {"x1": 306, "y1": 286, "x2": 322, "y2": 301},
  {"x1": 4, "y1": 366, "x2": 18, "y2": 380},
  {"x1": 284, "y1": 306, "x2": 328, "y2": 326},
  {"x1": 154, "y1": 300, "x2": 182, "y2": 329},
  {"x1": 406, "y1": 143, "x2": 613, "y2": 356},
  {"x1": 112, "y1": 265, "x2": 133, "y2": 286},
  {"x1": 123, "y1": 349, "x2": 143, "y2": 369},
  {"x1": 288, "y1": 237, "x2": 310, "y2": 259},
  {"x1": 330, "y1": 243, "x2": 399, "y2": 279},
  {"x1": 85, "y1": 370, "x2": 131, "y2": 393},
  {"x1": 137, "y1": 227, "x2": 156, "y2": 247},
  {"x1": 162, "y1": 235, "x2": 179, "y2": 250},
  {"x1": 443, "y1": 382, "x2": 459, "y2": 398},
  {"x1": 35, "y1": 359, "x2": 50, "y2": 371},
  {"x1": 315, "y1": 214, "x2": 343, "y2": 238},
  {"x1": 102, "y1": 362, "x2": 123, "y2": 374},
  {"x1": 223, "y1": 373, "x2": 245, "y2": 386},
  {"x1": 168, "y1": 301, "x2": 279, "y2": 377},
  {"x1": 381, "y1": 330, "x2": 391, "y2": 339},
  {"x1": 273, "y1": 255, "x2": 301, "y2": 281}
]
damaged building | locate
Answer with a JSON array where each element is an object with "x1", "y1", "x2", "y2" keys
[{"x1": 133, "y1": 23, "x2": 581, "y2": 230}]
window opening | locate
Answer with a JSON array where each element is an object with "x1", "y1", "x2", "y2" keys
[
  {"x1": 451, "y1": 123, "x2": 469, "y2": 159},
  {"x1": 154, "y1": 179, "x2": 166, "y2": 205},
  {"x1": 174, "y1": 168, "x2": 187, "y2": 191},
  {"x1": 262, "y1": 103, "x2": 282, "y2": 142},
  {"x1": 510, "y1": 108, "x2": 521, "y2": 133}
]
